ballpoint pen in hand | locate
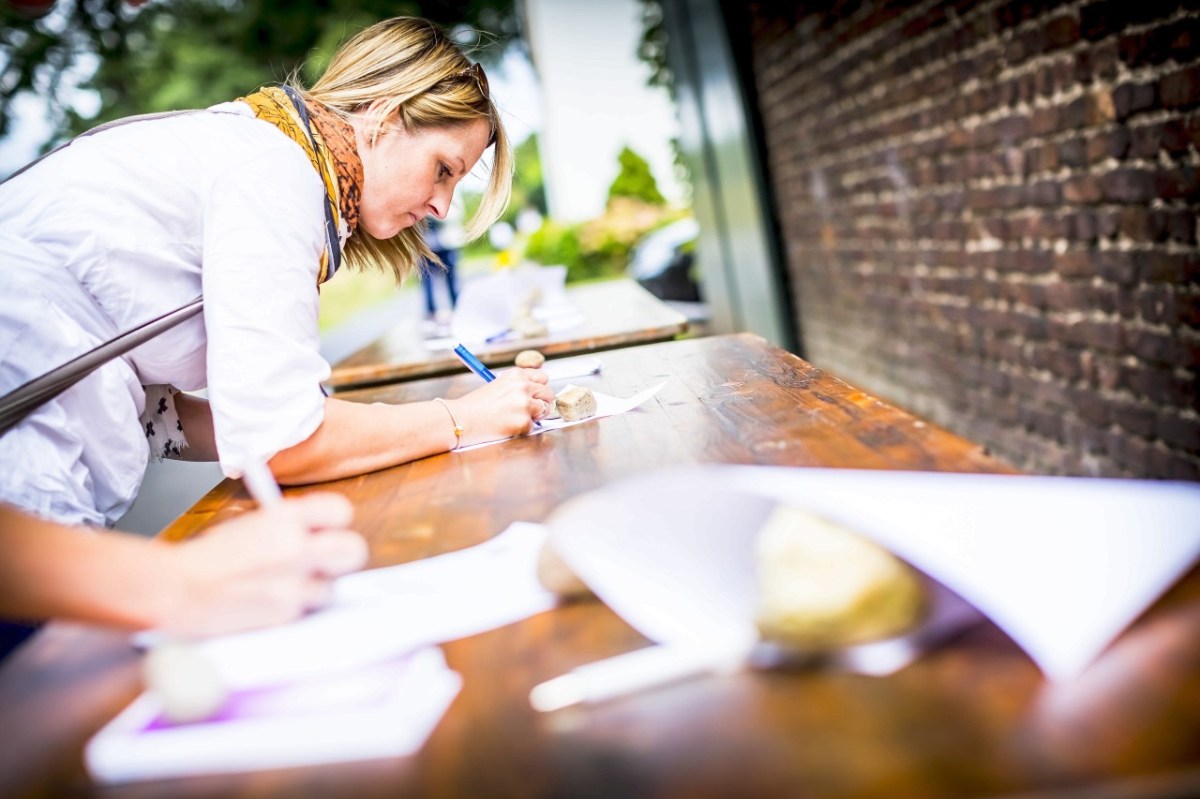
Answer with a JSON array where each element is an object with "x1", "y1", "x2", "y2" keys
[
  {"x1": 147, "y1": 460, "x2": 281, "y2": 724},
  {"x1": 240, "y1": 459, "x2": 283, "y2": 508},
  {"x1": 452, "y1": 342, "x2": 497, "y2": 382},
  {"x1": 453, "y1": 342, "x2": 542, "y2": 427}
]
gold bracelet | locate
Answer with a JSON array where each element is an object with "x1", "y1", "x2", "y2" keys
[{"x1": 434, "y1": 398, "x2": 465, "y2": 450}]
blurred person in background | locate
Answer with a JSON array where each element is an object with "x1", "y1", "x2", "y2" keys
[{"x1": 420, "y1": 217, "x2": 462, "y2": 336}]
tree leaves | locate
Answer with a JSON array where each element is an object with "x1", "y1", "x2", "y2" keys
[{"x1": 0, "y1": 0, "x2": 518, "y2": 151}]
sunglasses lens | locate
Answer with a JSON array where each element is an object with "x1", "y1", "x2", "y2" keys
[{"x1": 473, "y1": 63, "x2": 489, "y2": 99}]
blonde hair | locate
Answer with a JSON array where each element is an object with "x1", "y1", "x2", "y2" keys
[{"x1": 296, "y1": 17, "x2": 512, "y2": 282}]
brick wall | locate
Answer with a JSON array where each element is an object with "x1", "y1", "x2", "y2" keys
[{"x1": 745, "y1": 0, "x2": 1200, "y2": 478}]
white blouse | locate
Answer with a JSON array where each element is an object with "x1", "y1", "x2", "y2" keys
[{"x1": 0, "y1": 102, "x2": 334, "y2": 526}]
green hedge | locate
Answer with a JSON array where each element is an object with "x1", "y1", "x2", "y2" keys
[{"x1": 524, "y1": 198, "x2": 687, "y2": 283}]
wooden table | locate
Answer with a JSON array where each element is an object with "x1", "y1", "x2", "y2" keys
[
  {"x1": 325, "y1": 278, "x2": 689, "y2": 391},
  {"x1": 4, "y1": 333, "x2": 1200, "y2": 799}
]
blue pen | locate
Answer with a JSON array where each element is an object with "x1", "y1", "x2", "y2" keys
[
  {"x1": 453, "y1": 343, "x2": 497, "y2": 382},
  {"x1": 453, "y1": 342, "x2": 542, "y2": 427}
]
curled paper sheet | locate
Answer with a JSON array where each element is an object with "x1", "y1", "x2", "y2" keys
[{"x1": 544, "y1": 466, "x2": 1200, "y2": 681}]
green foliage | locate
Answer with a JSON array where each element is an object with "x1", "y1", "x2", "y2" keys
[
  {"x1": 634, "y1": 0, "x2": 691, "y2": 203},
  {"x1": 524, "y1": 219, "x2": 584, "y2": 275},
  {"x1": 606, "y1": 145, "x2": 665, "y2": 207},
  {"x1": 510, "y1": 132, "x2": 545, "y2": 216},
  {"x1": 635, "y1": 0, "x2": 670, "y2": 93},
  {"x1": 1, "y1": 0, "x2": 521, "y2": 147},
  {"x1": 525, "y1": 197, "x2": 686, "y2": 283},
  {"x1": 458, "y1": 130, "x2": 543, "y2": 257}
]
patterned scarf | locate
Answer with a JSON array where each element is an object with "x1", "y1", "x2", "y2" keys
[{"x1": 236, "y1": 86, "x2": 363, "y2": 283}]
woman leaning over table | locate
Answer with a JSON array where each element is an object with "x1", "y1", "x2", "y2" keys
[{"x1": 0, "y1": 15, "x2": 556, "y2": 533}]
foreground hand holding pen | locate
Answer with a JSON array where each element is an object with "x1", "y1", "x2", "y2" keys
[{"x1": 144, "y1": 460, "x2": 368, "y2": 723}]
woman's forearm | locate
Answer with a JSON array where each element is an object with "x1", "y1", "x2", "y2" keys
[
  {"x1": 268, "y1": 397, "x2": 458, "y2": 485},
  {"x1": 0, "y1": 508, "x2": 180, "y2": 630},
  {"x1": 268, "y1": 369, "x2": 556, "y2": 486},
  {"x1": 0, "y1": 496, "x2": 367, "y2": 637}
]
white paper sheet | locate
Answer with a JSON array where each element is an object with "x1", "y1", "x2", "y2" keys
[
  {"x1": 544, "y1": 466, "x2": 1200, "y2": 681},
  {"x1": 450, "y1": 265, "x2": 583, "y2": 344},
  {"x1": 182, "y1": 522, "x2": 557, "y2": 690},
  {"x1": 455, "y1": 382, "x2": 665, "y2": 452},
  {"x1": 532, "y1": 356, "x2": 604, "y2": 384},
  {"x1": 85, "y1": 647, "x2": 460, "y2": 784}
]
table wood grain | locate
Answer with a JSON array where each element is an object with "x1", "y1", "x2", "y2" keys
[
  {"x1": 326, "y1": 278, "x2": 690, "y2": 391},
  {"x1": 3, "y1": 333, "x2": 1199, "y2": 799}
]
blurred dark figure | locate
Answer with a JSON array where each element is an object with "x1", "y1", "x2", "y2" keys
[{"x1": 422, "y1": 218, "x2": 460, "y2": 328}]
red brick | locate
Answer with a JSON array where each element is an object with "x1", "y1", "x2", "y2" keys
[
  {"x1": 1113, "y1": 81, "x2": 1158, "y2": 119},
  {"x1": 1080, "y1": 1, "x2": 1122, "y2": 41},
  {"x1": 1023, "y1": 406, "x2": 1065, "y2": 439},
  {"x1": 1069, "y1": 211, "x2": 1098, "y2": 242},
  {"x1": 1064, "y1": 175, "x2": 1103, "y2": 203},
  {"x1": 1161, "y1": 119, "x2": 1191, "y2": 156},
  {"x1": 1032, "y1": 106, "x2": 1060, "y2": 135},
  {"x1": 1181, "y1": 294, "x2": 1200, "y2": 326},
  {"x1": 1037, "y1": 141, "x2": 1060, "y2": 171},
  {"x1": 1054, "y1": 249, "x2": 1095, "y2": 277},
  {"x1": 1073, "y1": 388, "x2": 1114, "y2": 426},
  {"x1": 1056, "y1": 318, "x2": 1124, "y2": 351},
  {"x1": 1097, "y1": 250, "x2": 1137, "y2": 283},
  {"x1": 1109, "y1": 433, "x2": 1153, "y2": 475},
  {"x1": 1157, "y1": 413, "x2": 1200, "y2": 452},
  {"x1": 1136, "y1": 285, "x2": 1180, "y2": 324},
  {"x1": 1059, "y1": 137, "x2": 1088, "y2": 166},
  {"x1": 1028, "y1": 181, "x2": 1062, "y2": 206},
  {"x1": 1163, "y1": 455, "x2": 1200, "y2": 481},
  {"x1": 1187, "y1": 113, "x2": 1200, "y2": 149},
  {"x1": 1160, "y1": 65, "x2": 1200, "y2": 109},
  {"x1": 1091, "y1": 40, "x2": 1120, "y2": 80},
  {"x1": 1155, "y1": 166, "x2": 1200, "y2": 201},
  {"x1": 1085, "y1": 127, "x2": 1131, "y2": 162},
  {"x1": 1096, "y1": 210, "x2": 1122, "y2": 240},
  {"x1": 1130, "y1": 123, "x2": 1164, "y2": 158},
  {"x1": 1094, "y1": 352, "x2": 1123, "y2": 390},
  {"x1": 1128, "y1": 327, "x2": 1185, "y2": 364},
  {"x1": 1124, "y1": 365, "x2": 1194, "y2": 407},
  {"x1": 1053, "y1": 348, "x2": 1085, "y2": 380},
  {"x1": 1102, "y1": 168, "x2": 1158, "y2": 202},
  {"x1": 1136, "y1": 251, "x2": 1194, "y2": 282},
  {"x1": 1113, "y1": 401, "x2": 1160, "y2": 437},
  {"x1": 1119, "y1": 207, "x2": 1169, "y2": 242}
]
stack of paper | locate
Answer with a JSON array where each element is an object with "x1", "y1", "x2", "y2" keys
[
  {"x1": 88, "y1": 523, "x2": 561, "y2": 783},
  {"x1": 85, "y1": 647, "x2": 459, "y2": 784}
]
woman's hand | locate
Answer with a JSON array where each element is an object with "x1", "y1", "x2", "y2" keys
[
  {"x1": 156, "y1": 492, "x2": 367, "y2": 637},
  {"x1": 449, "y1": 366, "x2": 557, "y2": 446}
]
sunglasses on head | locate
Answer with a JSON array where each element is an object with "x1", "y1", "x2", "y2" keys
[{"x1": 456, "y1": 62, "x2": 489, "y2": 100}]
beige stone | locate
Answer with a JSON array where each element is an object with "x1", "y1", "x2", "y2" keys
[
  {"x1": 754, "y1": 505, "x2": 927, "y2": 650},
  {"x1": 555, "y1": 386, "x2": 597, "y2": 421},
  {"x1": 515, "y1": 349, "x2": 546, "y2": 369}
]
